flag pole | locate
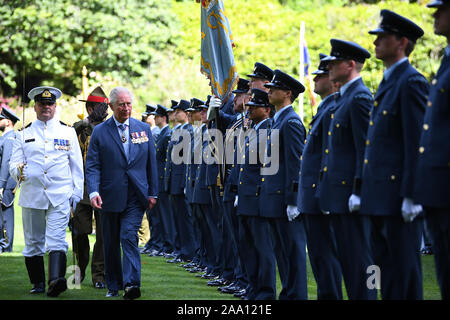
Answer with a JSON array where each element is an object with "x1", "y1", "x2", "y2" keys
[{"x1": 299, "y1": 21, "x2": 305, "y2": 122}]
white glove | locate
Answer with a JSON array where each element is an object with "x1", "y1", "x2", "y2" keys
[
  {"x1": 183, "y1": 187, "x2": 186, "y2": 195},
  {"x1": 321, "y1": 210, "x2": 330, "y2": 215},
  {"x1": 0, "y1": 188, "x2": 3, "y2": 201},
  {"x1": 234, "y1": 195, "x2": 238, "y2": 208},
  {"x1": 401, "y1": 198, "x2": 422, "y2": 223},
  {"x1": 287, "y1": 205, "x2": 300, "y2": 221},
  {"x1": 70, "y1": 195, "x2": 81, "y2": 212},
  {"x1": 348, "y1": 194, "x2": 361, "y2": 212},
  {"x1": 207, "y1": 95, "x2": 222, "y2": 121}
]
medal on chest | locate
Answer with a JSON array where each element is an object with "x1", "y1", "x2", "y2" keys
[
  {"x1": 131, "y1": 131, "x2": 149, "y2": 144},
  {"x1": 54, "y1": 139, "x2": 71, "y2": 151}
]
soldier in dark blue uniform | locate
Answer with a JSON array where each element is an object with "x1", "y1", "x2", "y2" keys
[
  {"x1": 165, "y1": 100, "x2": 196, "y2": 263},
  {"x1": 318, "y1": 39, "x2": 377, "y2": 300},
  {"x1": 236, "y1": 88, "x2": 274, "y2": 300},
  {"x1": 259, "y1": 70, "x2": 308, "y2": 300},
  {"x1": 297, "y1": 54, "x2": 343, "y2": 300},
  {"x1": 147, "y1": 104, "x2": 175, "y2": 257},
  {"x1": 247, "y1": 62, "x2": 274, "y2": 92},
  {"x1": 359, "y1": 10, "x2": 429, "y2": 300},
  {"x1": 0, "y1": 107, "x2": 20, "y2": 254},
  {"x1": 414, "y1": 0, "x2": 450, "y2": 300}
]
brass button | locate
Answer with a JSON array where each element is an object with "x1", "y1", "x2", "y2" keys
[
  {"x1": 261, "y1": 178, "x2": 264, "y2": 182},
  {"x1": 423, "y1": 124, "x2": 429, "y2": 131},
  {"x1": 391, "y1": 175, "x2": 396, "y2": 180},
  {"x1": 325, "y1": 149, "x2": 329, "y2": 154},
  {"x1": 366, "y1": 140, "x2": 370, "y2": 146},
  {"x1": 374, "y1": 101, "x2": 378, "y2": 107},
  {"x1": 364, "y1": 159, "x2": 368, "y2": 164},
  {"x1": 44, "y1": 171, "x2": 47, "y2": 174},
  {"x1": 432, "y1": 79, "x2": 437, "y2": 85},
  {"x1": 323, "y1": 166, "x2": 328, "y2": 172},
  {"x1": 239, "y1": 182, "x2": 242, "y2": 185},
  {"x1": 240, "y1": 168, "x2": 243, "y2": 172},
  {"x1": 427, "y1": 101, "x2": 432, "y2": 107},
  {"x1": 331, "y1": 113, "x2": 334, "y2": 119},
  {"x1": 341, "y1": 181, "x2": 346, "y2": 185},
  {"x1": 419, "y1": 146, "x2": 425, "y2": 153},
  {"x1": 336, "y1": 123, "x2": 340, "y2": 128},
  {"x1": 304, "y1": 139, "x2": 307, "y2": 144},
  {"x1": 45, "y1": 155, "x2": 48, "y2": 159},
  {"x1": 382, "y1": 110, "x2": 387, "y2": 115},
  {"x1": 328, "y1": 131, "x2": 331, "y2": 136},
  {"x1": 370, "y1": 121, "x2": 374, "y2": 126},
  {"x1": 44, "y1": 187, "x2": 47, "y2": 190},
  {"x1": 312, "y1": 183, "x2": 316, "y2": 188},
  {"x1": 276, "y1": 190, "x2": 281, "y2": 194}
]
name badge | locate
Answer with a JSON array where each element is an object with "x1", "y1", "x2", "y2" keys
[
  {"x1": 131, "y1": 131, "x2": 149, "y2": 144},
  {"x1": 54, "y1": 139, "x2": 71, "y2": 151}
]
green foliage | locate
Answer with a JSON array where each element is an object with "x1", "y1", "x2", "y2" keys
[{"x1": 0, "y1": 0, "x2": 179, "y2": 96}]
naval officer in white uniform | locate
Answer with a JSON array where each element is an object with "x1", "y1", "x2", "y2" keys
[{"x1": 9, "y1": 86, "x2": 84, "y2": 297}]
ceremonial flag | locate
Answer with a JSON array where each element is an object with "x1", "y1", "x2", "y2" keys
[{"x1": 200, "y1": 0, "x2": 238, "y2": 100}]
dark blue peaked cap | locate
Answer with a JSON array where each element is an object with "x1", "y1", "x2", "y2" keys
[
  {"x1": 186, "y1": 98, "x2": 207, "y2": 112},
  {"x1": 173, "y1": 99, "x2": 190, "y2": 111},
  {"x1": 369, "y1": 9, "x2": 424, "y2": 42},
  {"x1": 323, "y1": 39, "x2": 371, "y2": 64},
  {"x1": 312, "y1": 53, "x2": 330, "y2": 75},
  {"x1": 150, "y1": 104, "x2": 168, "y2": 116},
  {"x1": 247, "y1": 62, "x2": 274, "y2": 81},
  {"x1": 246, "y1": 88, "x2": 270, "y2": 107},
  {"x1": 0, "y1": 107, "x2": 20, "y2": 123},
  {"x1": 232, "y1": 78, "x2": 250, "y2": 94},
  {"x1": 264, "y1": 69, "x2": 305, "y2": 100},
  {"x1": 427, "y1": 0, "x2": 450, "y2": 7}
]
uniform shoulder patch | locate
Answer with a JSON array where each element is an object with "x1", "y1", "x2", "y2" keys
[
  {"x1": 354, "y1": 93, "x2": 374, "y2": 102},
  {"x1": 408, "y1": 74, "x2": 428, "y2": 85},
  {"x1": 59, "y1": 121, "x2": 71, "y2": 127},
  {"x1": 18, "y1": 123, "x2": 32, "y2": 131}
]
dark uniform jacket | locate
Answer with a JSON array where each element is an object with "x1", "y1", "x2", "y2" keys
[
  {"x1": 360, "y1": 59, "x2": 429, "y2": 215},
  {"x1": 259, "y1": 106, "x2": 305, "y2": 218},
  {"x1": 318, "y1": 77, "x2": 372, "y2": 214},
  {"x1": 414, "y1": 51, "x2": 450, "y2": 209}
]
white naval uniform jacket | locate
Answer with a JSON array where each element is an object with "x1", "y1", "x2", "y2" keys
[{"x1": 9, "y1": 118, "x2": 84, "y2": 210}]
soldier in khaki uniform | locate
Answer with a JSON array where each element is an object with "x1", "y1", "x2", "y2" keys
[{"x1": 72, "y1": 86, "x2": 109, "y2": 289}]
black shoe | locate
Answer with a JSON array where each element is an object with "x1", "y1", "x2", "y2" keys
[
  {"x1": 30, "y1": 282, "x2": 45, "y2": 294},
  {"x1": 201, "y1": 273, "x2": 219, "y2": 280},
  {"x1": 233, "y1": 288, "x2": 247, "y2": 298},
  {"x1": 94, "y1": 281, "x2": 106, "y2": 289},
  {"x1": 207, "y1": 278, "x2": 231, "y2": 287},
  {"x1": 106, "y1": 289, "x2": 119, "y2": 297},
  {"x1": 220, "y1": 284, "x2": 242, "y2": 294},
  {"x1": 167, "y1": 257, "x2": 182, "y2": 263},
  {"x1": 123, "y1": 286, "x2": 141, "y2": 300}
]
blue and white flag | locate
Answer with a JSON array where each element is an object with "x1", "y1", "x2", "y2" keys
[{"x1": 200, "y1": 0, "x2": 238, "y2": 100}]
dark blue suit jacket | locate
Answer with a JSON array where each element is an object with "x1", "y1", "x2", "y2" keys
[
  {"x1": 318, "y1": 77, "x2": 372, "y2": 214},
  {"x1": 297, "y1": 95, "x2": 336, "y2": 214},
  {"x1": 414, "y1": 54, "x2": 450, "y2": 209},
  {"x1": 360, "y1": 60, "x2": 428, "y2": 215},
  {"x1": 237, "y1": 118, "x2": 271, "y2": 216},
  {"x1": 259, "y1": 106, "x2": 305, "y2": 218},
  {"x1": 86, "y1": 116, "x2": 158, "y2": 212},
  {"x1": 192, "y1": 125, "x2": 212, "y2": 205}
]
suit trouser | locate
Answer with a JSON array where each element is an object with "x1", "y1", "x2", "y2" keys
[
  {"x1": 189, "y1": 202, "x2": 203, "y2": 264},
  {"x1": 72, "y1": 202, "x2": 105, "y2": 284},
  {"x1": 330, "y1": 214, "x2": 377, "y2": 300},
  {"x1": 424, "y1": 207, "x2": 450, "y2": 300},
  {"x1": 209, "y1": 185, "x2": 224, "y2": 275},
  {"x1": 370, "y1": 215, "x2": 423, "y2": 300},
  {"x1": 100, "y1": 191, "x2": 144, "y2": 291},
  {"x1": 303, "y1": 214, "x2": 343, "y2": 300},
  {"x1": 22, "y1": 201, "x2": 71, "y2": 257},
  {"x1": 192, "y1": 204, "x2": 210, "y2": 268},
  {"x1": 0, "y1": 204, "x2": 14, "y2": 252},
  {"x1": 170, "y1": 194, "x2": 196, "y2": 261},
  {"x1": 238, "y1": 215, "x2": 277, "y2": 300},
  {"x1": 158, "y1": 192, "x2": 177, "y2": 253},
  {"x1": 268, "y1": 217, "x2": 308, "y2": 300},
  {"x1": 221, "y1": 199, "x2": 239, "y2": 281}
]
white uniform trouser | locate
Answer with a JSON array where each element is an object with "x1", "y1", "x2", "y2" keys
[{"x1": 21, "y1": 200, "x2": 70, "y2": 257}]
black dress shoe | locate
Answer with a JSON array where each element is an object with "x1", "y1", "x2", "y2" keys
[
  {"x1": 30, "y1": 282, "x2": 45, "y2": 294},
  {"x1": 94, "y1": 281, "x2": 106, "y2": 289},
  {"x1": 220, "y1": 284, "x2": 242, "y2": 294},
  {"x1": 233, "y1": 288, "x2": 247, "y2": 298},
  {"x1": 106, "y1": 289, "x2": 119, "y2": 297},
  {"x1": 123, "y1": 286, "x2": 141, "y2": 300},
  {"x1": 167, "y1": 257, "x2": 182, "y2": 263},
  {"x1": 201, "y1": 273, "x2": 219, "y2": 280},
  {"x1": 207, "y1": 278, "x2": 231, "y2": 287}
]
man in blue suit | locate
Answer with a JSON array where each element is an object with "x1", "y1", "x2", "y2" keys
[
  {"x1": 318, "y1": 39, "x2": 377, "y2": 300},
  {"x1": 86, "y1": 86, "x2": 158, "y2": 299},
  {"x1": 297, "y1": 54, "x2": 343, "y2": 300},
  {"x1": 359, "y1": 10, "x2": 429, "y2": 300},
  {"x1": 259, "y1": 70, "x2": 308, "y2": 300},
  {"x1": 0, "y1": 107, "x2": 20, "y2": 253},
  {"x1": 414, "y1": 0, "x2": 450, "y2": 300}
]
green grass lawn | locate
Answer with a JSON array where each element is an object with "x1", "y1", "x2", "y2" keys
[{"x1": 0, "y1": 196, "x2": 442, "y2": 300}]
